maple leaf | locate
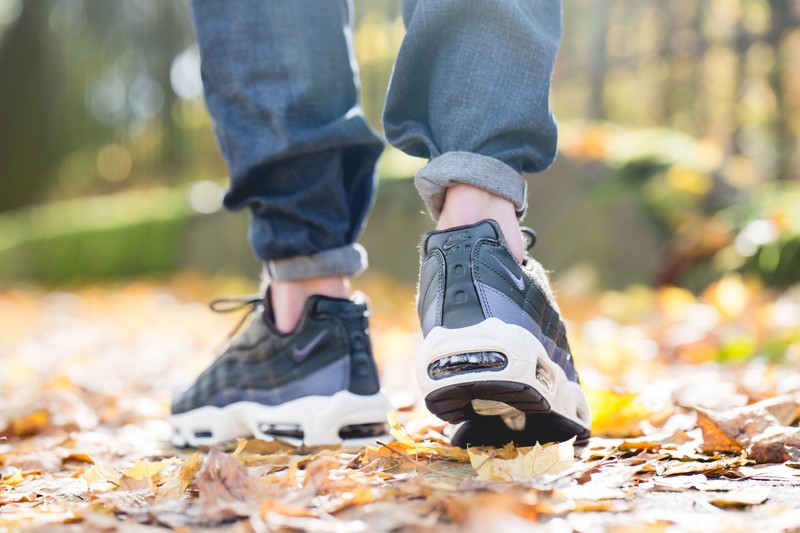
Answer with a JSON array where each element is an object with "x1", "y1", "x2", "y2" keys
[{"x1": 468, "y1": 437, "x2": 576, "y2": 482}]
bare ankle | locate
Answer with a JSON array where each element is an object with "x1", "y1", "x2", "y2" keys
[
  {"x1": 268, "y1": 276, "x2": 351, "y2": 333},
  {"x1": 437, "y1": 184, "x2": 525, "y2": 262}
]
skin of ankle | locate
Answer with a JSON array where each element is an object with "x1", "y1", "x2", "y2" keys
[
  {"x1": 436, "y1": 184, "x2": 525, "y2": 262},
  {"x1": 269, "y1": 276, "x2": 350, "y2": 333}
]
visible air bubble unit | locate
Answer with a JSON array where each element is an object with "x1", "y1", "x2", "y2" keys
[
  {"x1": 259, "y1": 422, "x2": 388, "y2": 442},
  {"x1": 535, "y1": 360, "x2": 554, "y2": 390},
  {"x1": 338, "y1": 422, "x2": 388, "y2": 440},
  {"x1": 259, "y1": 423, "x2": 304, "y2": 439},
  {"x1": 427, "y1": 351, "x2": 508, "y2": 380}
]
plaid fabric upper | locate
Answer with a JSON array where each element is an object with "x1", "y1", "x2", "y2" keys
[{"x1": 171, "y1": 295, "x2": 379, "y2": 414}]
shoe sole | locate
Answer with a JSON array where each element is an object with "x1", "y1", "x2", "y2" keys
[
  {"x1": 417, "y1": 318, "x2": 591, "y2": 440},
  {"x1": 170, "y1": 390, "x2": 391, "y2": 448}
]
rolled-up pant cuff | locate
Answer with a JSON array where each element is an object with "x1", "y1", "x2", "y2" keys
[
  {"x1": 414, "y1": 152, "x2": 528, "y2": 220},
  {"x1": 263, "y1": 243, "x2": 368, "y2": 281}
]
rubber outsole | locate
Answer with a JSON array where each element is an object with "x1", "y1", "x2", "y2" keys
[
  {"x1": 426, "y1": 380, "x2": 590, "y2": 447},
  {"x1": 170, "y1": 390, "x2": 392, "y2": 449}
]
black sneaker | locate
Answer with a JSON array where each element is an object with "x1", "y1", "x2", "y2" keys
[
  {"x1": 416, "y1": 220, "x2": 590, "y2": 446},
  {"x1": 170, "y1": 293, "x2": 390, "y2": 448}
]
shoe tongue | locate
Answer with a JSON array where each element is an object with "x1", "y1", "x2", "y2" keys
[{"x1": 424, "y1": 219, "x2": 503, "y2": 253}]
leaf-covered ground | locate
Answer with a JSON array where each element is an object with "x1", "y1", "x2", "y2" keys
[{"x1": 1, "y1": 273, "x2": 800, "y2": 532}]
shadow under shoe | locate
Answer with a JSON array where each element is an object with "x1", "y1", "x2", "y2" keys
[{"x1": 170, "y1": 293, "x2": 390, "y2": 448}]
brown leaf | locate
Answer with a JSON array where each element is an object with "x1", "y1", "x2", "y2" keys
[
  {"x1": 709, "y1": 486, "x2": 770, "y2": 508},
  {"x1": 619, "y1": 440, "x2": 663, "y2": 452},
  {"x1": 196, "y1": 449, "x2": 275, "y2": 521},
  {"x1": 696, "y1": 404, "x2": 779, "y2": 453},
  {"x1": 746, "y1": 426, "x2": 800, "y2": 463},
  {"x1": 696, "y1": 410, "x2": 744, "y2": 453},
  {"x1": 661, "y1": 455, "x2": 750, "y2": 477},
  {"x1": 756, "y1": 395, "x2": 799, "y2": 426}
]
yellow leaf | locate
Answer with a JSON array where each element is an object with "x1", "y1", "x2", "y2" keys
[
  {"x1": 468, "y1": 437, "x2": 575, "y2": 482},
  {"x1": 586, "y1": 386, "x2": 651, "y2": 438},
  {"x1": 232, "y1": 437, "x2": 248, "y2": 456},
  {"x1": 156, "y1": 452, "x2": 203, "y2": 502},
  {"x1": 10, "y1": 409, "x2": 50, "y2": 437},
  {"x1": 83, "y1": 461, "x2": 122, "y2": 486},
  {"x1": 124, "y1": 458, "x2": 181, "y2": 481},
  {"x1": 1, "y1": 469, "x2": 23, "y2": 486},
  {"x1": 387, "y1": 411, "x2": 416, "y2": 449}
]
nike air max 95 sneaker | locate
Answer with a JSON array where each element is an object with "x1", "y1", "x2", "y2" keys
[
  {"x1": 170, "y1": 293, "x2": 390, "y2": 448},
  {"x1": 416, "y1": 220, "x2": 590, "y2": 447}
]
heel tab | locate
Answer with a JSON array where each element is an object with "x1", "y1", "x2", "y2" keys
[{"x1": 423, "y1": 220, "x2": 501, "y2": 254}]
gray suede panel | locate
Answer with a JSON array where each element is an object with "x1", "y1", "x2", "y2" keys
[
  {"x1": 421, "y1": 292, "x2": 442, "y2": 336},
  {"x1": 208, "y1": 356, "x2": 350, "y2": 407},
  {"x1": 477, "y1": 282, "x2": 576, "y2": 381}
]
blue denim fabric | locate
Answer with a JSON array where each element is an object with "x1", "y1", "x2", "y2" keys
[
  {"x1": 385, "y1": 0, "x2": 562, "y2": 220},
  {"x1": 188, "y1": 0, "x2": 383, "y2": 279},
  {"x1": 189, "y1": 0, "x2": 561, "y2": 280}
]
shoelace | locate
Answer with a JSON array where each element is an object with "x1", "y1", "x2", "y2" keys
[{"x1": 209, "y1": 294, "x2": 264, "y2": 340}]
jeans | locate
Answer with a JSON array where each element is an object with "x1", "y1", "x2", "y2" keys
[{"x1": 188, "y1": 0, "x2": 562, "y2": 281}]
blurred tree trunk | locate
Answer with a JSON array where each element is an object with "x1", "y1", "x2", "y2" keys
[
  {"x1": 585, "y1": 0, "x2": 609, "y2": 120},
  {"x1": 0, "y1": 2, "x2": 57, "y2": 212},
  {"x1": 767, "y1": 0, "x2": 793, "y2": 181}
]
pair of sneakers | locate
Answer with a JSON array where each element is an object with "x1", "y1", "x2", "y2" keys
[{"x1": 170, "y1": 220, "x2": 591, "y2": 448}]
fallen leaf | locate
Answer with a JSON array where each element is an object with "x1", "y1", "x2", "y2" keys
[
  {"x1": 586, "y1": 387, "x2": 651, "y2": 438},
  {"x1": 387, "y1": 412, "x2": 416, "y2": 449},
  {"x1": 156, "y1": 452, "x2": 203, "y2": 503},
  {"x1": 756, "y1": 395, "x2": 799, "y2": 425},
  {"x1": 196, "y1": 449, "x2": 276, "y2": 521},
  {"x1": 709, "y1": 486, "x2": 770, "y2": 508},
  {"x1": 83, "y1": 461, "x2": 122, "y2": 487},
  {"x1": 468, "y1": 437, "x2": 575, "y2": 482},
  {"x1": 619, "y1": 440, "x2": 663, "y2": 452},
  {"x1": 696, "y1": 410, "x2": 744, "y2": 453},
  {"x1": 0, "y1": 468, "x2": 24, "y2": 486},
  {"x1": 696, "y1": 404, "x2": 778, "y2": 453},
  {"x1": 746, "y1": 426, "x2": 800, "y2": 463},
  {"x1": 4, "y1": 409, "x2": 50, "y2": 437},
  {"x1": 661, "y1": 455, "x2": 750, "y2": 477},
  {"x1": 123, "y1": 458, "x2": 180, "y2": 481},
  {"x1": 650, "y1": 474, "x2": 734, "y2": 492}
]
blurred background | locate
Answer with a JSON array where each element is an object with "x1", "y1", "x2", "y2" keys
[
  {"x1": 0, "y1": 0, "x2": 799, "y2": 290},
  {"x1": 1, "y1": 1, "x2": 800, "y2": 450}
]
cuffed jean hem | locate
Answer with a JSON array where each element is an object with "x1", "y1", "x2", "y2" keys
[
  {"x1": 414, "y1": 152, "x2": 528, "y2": 221},
  {"x1": 262, "y1": 243, "x2": 368, "y2": 282}
]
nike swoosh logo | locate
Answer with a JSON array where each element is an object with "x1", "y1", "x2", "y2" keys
[
  {"x1": 442, "y1": 232, "x2": 470, "y2": 250},
  {"x1": 292, "y1": 329, "x2": 328, "y2": 363},
  {"x1": 491, "y1": 253, "x2": 525, "y2": 290}
]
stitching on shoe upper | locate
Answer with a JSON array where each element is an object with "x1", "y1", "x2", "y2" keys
[
  {"x1": 419, "y1": 250, "x2": 445, "y2": 328},
  {"x1": 474, "y1": 241, "x2": 543, "y2": 320}
]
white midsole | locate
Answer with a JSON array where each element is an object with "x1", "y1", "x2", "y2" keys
[
  {"x1": 170, "y1": 390, "x2": 391, "y2": 448},
  {"x1": 417, "y1": 318, "x2": 591, "y2": 429}
]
